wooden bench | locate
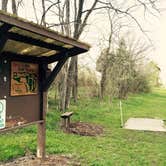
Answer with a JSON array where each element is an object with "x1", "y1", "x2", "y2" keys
[{"x1": 61, "y1": 112, "x2": 73, "y2": 129}]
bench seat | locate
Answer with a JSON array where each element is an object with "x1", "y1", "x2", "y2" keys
[{"x1": 61, "y1": 111, "x2": 73, "y2": 129}]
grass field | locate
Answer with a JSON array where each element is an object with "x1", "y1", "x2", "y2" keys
[{"x1": 0, "y1": 88, "x2": 166, "y2": 165}]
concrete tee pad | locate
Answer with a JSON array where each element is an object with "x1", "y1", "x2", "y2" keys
[{"x1": 124, "y1": 118, "x2": 166, "y2": 132}]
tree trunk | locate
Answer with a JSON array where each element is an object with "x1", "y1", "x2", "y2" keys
[
  {"x1": 59, "y1": 62, "x2": 68, "y2": 112},
  {"x1": 65, "y1": 58, "x2": 75, "y2": 109},
  {"x1": 58, "y1": 0, "x2": 98, "y2": 110},
  {"x1": 12, "y1": 0, "x2": 17, "y2": 15},
  {"x1": 59, "y1": 0, "x2": 70, "y2": 111},
  {"x1": 100, "y1": 67, "x2": 107, "y2": 99},
  {"x1": 72, "y1": 56, "x2": 78, "y2": 102},
  {"x1": 1, "y1": 0, "x2": 8, "y2": 11},
  {"x1": 41, "y1": 0, "x2": 46, "y2": 26}
]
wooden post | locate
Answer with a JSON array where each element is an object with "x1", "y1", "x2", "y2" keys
[
  {"x1": 120, "y1": 100, "x2": 124, "y2": 128},
  {"x1": 37, "y1": 91, "x2": 47, "y2": 158},
  {"x1": 37, "y1": 63, "x2": 47, "y2": 159},
  {"x1": 67, "y1": 117, "x2": 70, "y2": 128}
]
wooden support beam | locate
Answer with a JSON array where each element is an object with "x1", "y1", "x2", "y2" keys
[
  {"x1": 0, "y1": 34, "x2": 7, "y2": 53},
  {"x1": 37, "y1": 63, "x2": 47, "y2": 159},
  {"x1": 42, "y1": 47, "x2": 86, "y2": 64},
  {"x1": 0, "y1": 23, "x2": 12, "y2": 32},
  {"x1": 0, "y1": 24, "x2": 12, "y2": 53},
  {"x1": 1, "y1": 51, "x2": 40, "y2": 63},
  {"x1": 7, "y1": 32, "x2": 68, "y2": 52},
  {"x1": 43, "y1": 55, "x2": 69, "y2": 91}
]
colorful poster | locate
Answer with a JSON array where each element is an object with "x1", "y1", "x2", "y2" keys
[
  {"x1": 11, "y1": 61, "x2": 38, "y2": 96},
  {"x1": 0, "y1": 99, "x2": 6, "y2": 129}
]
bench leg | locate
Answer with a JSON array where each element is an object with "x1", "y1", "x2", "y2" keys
[
  {"x1": 61, "y1": 116, "x2": 72, "y2": 130},
  {"x1": 61, "y1": 118, "x2": 66, "y2": 128},
  {"x1": 67, "y1": 117, "x2": 70, "y2": 128}
]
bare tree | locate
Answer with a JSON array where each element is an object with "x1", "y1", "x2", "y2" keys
[
  {"x1": 30, "y1": 0, "x2": 161, "y2": 111},
  {"x1": 41, "y1": 0, "x2": 46, "y2": 26},
  {"x1": 1, "y1": 0, "x2": 8, "y2": 12},
  {"x1": 44, "y1": 0, "x2": 99, "y2": 111},
  {"x1": 58, "y1": 0, "x2": 71, "y2": 111},
  {"x1": 1, "y1": 0, "x2": 23, "y2": 15},
  {"x1": 12, "y1": 0, "x2": 17, "y2": 15},
  {"x1": 64, "y1": 0, "x2": 99, "y2": 109},
  {"x1": 32, "y1": 0, "x2": 39, "y2": 24}
]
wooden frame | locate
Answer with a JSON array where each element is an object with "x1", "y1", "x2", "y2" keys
[
  {"x1": 0, "y1": 24, "x2": 12, "y2": 53},
  {"x1": 0, "y1": 12, "x2": 89, "y2": 159},
  {"x1": 0, "y1": 120, "x2": 44, "y2": 133}
]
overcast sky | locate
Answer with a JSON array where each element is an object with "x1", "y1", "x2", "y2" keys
[{"x1": 154, "y1": 12, "x2": 166, "y2": 85}]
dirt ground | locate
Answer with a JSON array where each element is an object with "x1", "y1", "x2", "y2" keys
[
  {"x1": 0, "y1": 155, "x2": 80, "y2": 166},
  {"x1": 66, "y1": 122, "x2": 104, "y2": 136}
]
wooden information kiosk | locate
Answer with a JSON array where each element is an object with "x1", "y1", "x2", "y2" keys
[{"x1": 0, "y1": 11, "x2": 89, "y2": 158}]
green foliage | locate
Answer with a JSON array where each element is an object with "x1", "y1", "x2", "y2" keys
[{"x1": 0, "y1": 88, "x2": 166, "y2": 165}]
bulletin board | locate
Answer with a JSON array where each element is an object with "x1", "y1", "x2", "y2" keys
[{"x1": 0, "y1": 58, "x2": 41, "y2": 130}]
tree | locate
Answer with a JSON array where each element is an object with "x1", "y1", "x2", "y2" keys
[
  {"x1": 3, "y1": 0, "x2": 160, "y2": 110},
  {"x1": 144, "y1": 61, "x2": 161, "y2": 87},
  {"x1": 12, "y1": 0, "x2": 17, "y2": 15},
  {"x1": 42, "y1": 0, "x2": 99, "y2": 111},
  {"x1": 1, "y1": 0, "x2": 23, "y2": 15},
  {"x1": 47, "y1": 0, "x2": 160, "y2": 110},
  {"x1": 97, "y1": 37, "x2": 151, "y2": 100},
  {"x1": 1, "y1": 0, "x2": 8, "y2": 12},
  {"x1": 95, "y1": 0, "x2": 160, "y2": 100}
]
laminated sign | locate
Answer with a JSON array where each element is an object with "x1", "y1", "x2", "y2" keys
[
  {"x1": 0, "y1": 100, "x2": 6, "y2": 129},
  {"x1": 11, "y1": 61, "x2": 39, "y2": 96}
]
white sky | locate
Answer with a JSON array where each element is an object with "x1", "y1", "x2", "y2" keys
[
  {"x1": 3, "y1": 0, "x2": 166, "y2": 84},
  {"x1": 154, "y1": 13, "x2": 166, "y2": 85}
]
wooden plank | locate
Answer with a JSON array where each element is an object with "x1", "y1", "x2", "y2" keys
[
  {"x1": 42, "y1": 47, "x2": 86, "y2": 64},
  {"x1": 61, "y1": 112, "x2": 73, "y2": 118},
  {"x1": 0, "y1": 13, "x2": 90, "y2": 51},
  {"x1": 7, "y1": 32, "x2": 68, "y2": 52},
  {"x1": 2, "y1": 47, "x2": 85, "y2": 64},
  {"x1": 0, "y1": 120, "x2": 44, "y2": 134},
  {"x1": 1, "y1": 51, "x2": 41, "y2": 63},
  {"x1": 0, "y1": 23, "x2": 12, "y2": 32},
  {"x1": 43, "y1": 55, "x2": 69, "y2": 91}
]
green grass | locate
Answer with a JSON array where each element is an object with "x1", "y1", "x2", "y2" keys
[{"x1": 0, "y1": 88, "x2": 166, "y2": 165}]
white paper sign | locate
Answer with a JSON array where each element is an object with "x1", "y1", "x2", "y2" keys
[{"x1": 0, "y1": 99, "x2": 6, "y2": 129}]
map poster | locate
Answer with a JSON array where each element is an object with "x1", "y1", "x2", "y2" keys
[
  {"x1": 0, "y1": 99, "x2": 6, "y2": 129},
  {"x1": 11, "y1": 61, "x2": 39, "y2": 96}
]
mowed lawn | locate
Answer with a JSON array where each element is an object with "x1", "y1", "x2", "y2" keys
[{"x1": 0, "y1": 88, "x2": 166, "y2": 165}]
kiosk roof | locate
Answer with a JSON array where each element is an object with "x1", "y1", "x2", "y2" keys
[{"x1": 0, "y1": 11, "x2": 90, "y2": 63}]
